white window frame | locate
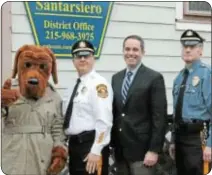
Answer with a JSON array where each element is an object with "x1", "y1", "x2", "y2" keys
[
  {"x1": 1, "y1": 2, "x2": 13, "y2": 82},
  {"x1": 175, "y1": 2, "x2": 211, "y2": 32},
  {"x1": 184, "y1": 2, "x2": 211, "y2": 17}
]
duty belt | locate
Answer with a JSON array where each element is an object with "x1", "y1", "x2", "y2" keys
[
  {"x1": 174, "y1": 120, "x2": 209, "y2": 133},
  {"x1": 68, "y1": 130, "x2": 95, "y2": 144}
]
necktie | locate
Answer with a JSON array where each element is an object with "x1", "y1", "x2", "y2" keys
[
  {"x1": 63, "y1": 78, "x2": 81, "y2": 129},
  {"x1": 175, "y1": 69, "x2": 189, "y2": 123},
  {"x1": 122, "y1": 71, "x2": 133, "y2": 104}
]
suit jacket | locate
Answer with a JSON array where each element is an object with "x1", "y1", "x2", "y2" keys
[{"x1": 111, "y1": 64, "x2": 167, "y2": 162}]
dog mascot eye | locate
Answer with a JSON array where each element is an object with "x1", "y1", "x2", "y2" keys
[
  {"x1": 39, "y1": 64, "x2": 47, "y2": 70},
  {"x1": 24, "y1": 62, "x2": 32, "y2": 68}
]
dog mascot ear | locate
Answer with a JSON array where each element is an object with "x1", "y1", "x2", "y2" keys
[
  {"x1": 11, "y1": 45, "x2": 22, "y2": 79},
  {"x1": 43, "y1": 47, "x2": 58, "y2": 84}
]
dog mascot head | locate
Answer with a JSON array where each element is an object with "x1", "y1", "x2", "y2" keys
[{"x1": 11, "y1": 44, "x2": 58, "y2": 99}]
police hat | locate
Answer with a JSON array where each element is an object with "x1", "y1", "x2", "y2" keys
[
  {"x1": 72, "y1": 40, "x2": 95, "y2": 57},
  {"x1": 180, "y1": 29, "x2": 205, "y2": 46}
]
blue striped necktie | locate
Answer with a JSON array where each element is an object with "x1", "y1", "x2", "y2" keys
[{"x1": 122, "y1": 71, "x2": 133, "y2": 104}]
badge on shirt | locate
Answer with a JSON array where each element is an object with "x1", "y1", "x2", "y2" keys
[
  {"x1": 192, "y1": 76, "x2": 200, "y2": 86},
  {"x1": 96, "y1": 84, "x2": 108, "y2": 98},
  {"x1": 81, "y1": 86, "x2": 87, "y2": 94}
]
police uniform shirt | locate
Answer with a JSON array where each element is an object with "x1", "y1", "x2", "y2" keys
[
  {"x1": 63, "y1": 70, "x2": 113, "y2": 155},
  {"x1": 172, "y1": 60, "x2": 212, "y2": 147}
]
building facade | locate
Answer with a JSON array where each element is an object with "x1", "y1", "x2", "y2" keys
[{"x1": 1, "y1": 1, "x2": 211, "y2": 114}]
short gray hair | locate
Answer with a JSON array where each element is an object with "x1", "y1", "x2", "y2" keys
[
  {"x1": 123, "y1": 35, "x2": 145, "y2": 51},
  {"x1": 196, "y1": 43, "x2": 203, "y2": 48}
]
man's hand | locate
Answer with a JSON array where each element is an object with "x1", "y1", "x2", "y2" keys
[
  {"x1": 143, "y1": 151, "x2": 158, "y2": 167},
  {"x1": 203, "y1": 146, "x2": 211, "y2": 162},
  {"x1": 84, "y1": 153, "x2": 101, "y2": 174},
  {"x1": 169, "y1": 144, "x2": 175, "y2": 160}
]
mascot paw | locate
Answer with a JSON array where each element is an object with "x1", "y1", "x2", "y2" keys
[
  {"x1": 47, "y1": 146, "x2": 67, "y2": 175},
  {"x1": 1, "y1": 79, "x2": 20, "y2": 106}
]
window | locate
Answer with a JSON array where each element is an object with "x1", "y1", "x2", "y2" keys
[
  {"x1": 184, "y1": 2, "x2": 211, "y2": 17},
  {"x1": 183, "y1": 2, "x2": 211, "y2": 22},
  {"x1": 175, "y1": 2, "x2": 211, "y2": 32}
]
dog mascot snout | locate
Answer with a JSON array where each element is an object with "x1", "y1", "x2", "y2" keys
[
  {"x1": 28, "y1": 78, "x2": 39, "y2": 85},
  {"x1": 1, "y1": 45, "x2": 67, "y2": 175}
]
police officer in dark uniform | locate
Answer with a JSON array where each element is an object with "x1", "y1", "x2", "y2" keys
[
  {"x1": 169, "y1": 29, "x2": 211, "y2": 175},
  {"x1": 63, "y1": 40, "x2": 113, "y2": 175}
]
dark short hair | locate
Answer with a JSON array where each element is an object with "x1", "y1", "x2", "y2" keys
[{"x1": 123, "y1": 35, "x2": 145, "y2": 51}]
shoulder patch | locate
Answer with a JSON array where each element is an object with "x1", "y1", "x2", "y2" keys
[
  {"x1": 96, "y1": 84, "x2": 108, "y2": 98},
  {"x1": 97, "y1": 132, "x2": 104, "y2": 143}
]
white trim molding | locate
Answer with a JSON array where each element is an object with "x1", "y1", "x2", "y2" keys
[
  {"x1": 175, "y1": 2, "x2": 211, "y2": 32},
  {"x1": 2, "y1": 2, "x2": 12, "y2": 82}
]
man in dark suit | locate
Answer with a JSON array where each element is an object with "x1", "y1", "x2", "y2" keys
[{"x1": 111, "y1": 35, "x2": 167, "y2": 175}]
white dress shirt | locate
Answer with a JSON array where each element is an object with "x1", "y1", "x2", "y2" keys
[{"x1": 63, "y1": 70, "x2": 113, "y2": 155}]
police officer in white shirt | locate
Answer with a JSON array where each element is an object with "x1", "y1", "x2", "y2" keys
[{"x1": 63, "y1": 40, "x2": 113, "y2": 175}]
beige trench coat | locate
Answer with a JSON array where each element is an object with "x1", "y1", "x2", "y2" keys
[{"x1": 2, "y1": 85, "x2": 66, "y2": 175}]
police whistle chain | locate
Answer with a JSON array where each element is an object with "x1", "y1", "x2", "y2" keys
[{"x1": 201, "y1": 122, "x2": 210, "y2": 175}]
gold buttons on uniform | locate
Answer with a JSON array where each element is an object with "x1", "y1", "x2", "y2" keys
[{"x1": 121, "y1": 113, "x2": 125, "y2": 117}]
